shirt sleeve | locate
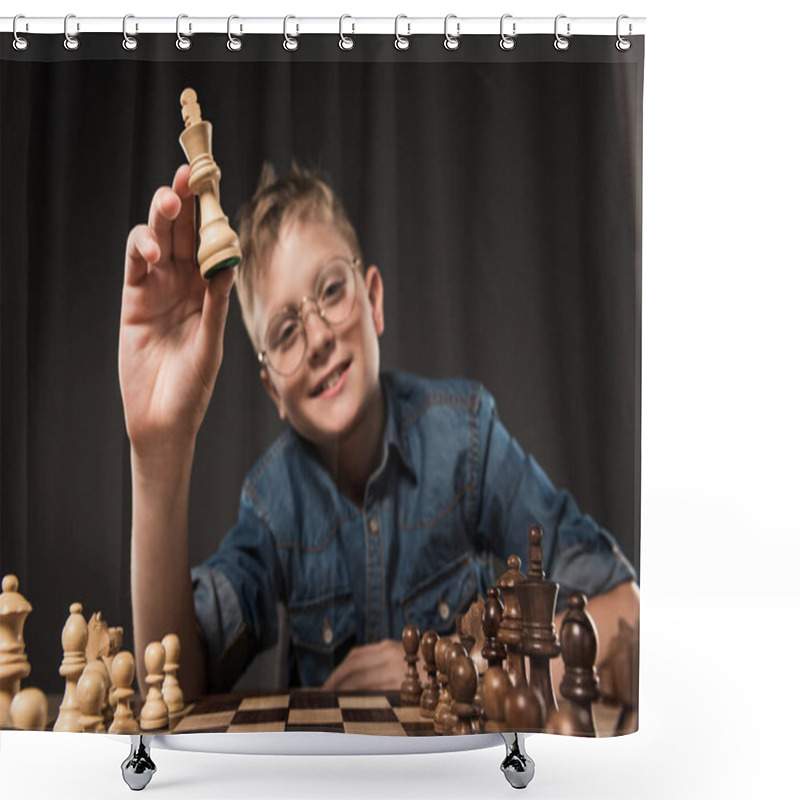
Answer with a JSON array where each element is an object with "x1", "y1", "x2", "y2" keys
[
  {"x1": 472, "y1": 385, "x2": 637, "y2": 611},
  {"x1": 191, "y1": 490, "x2": 283, "y2": 693}
]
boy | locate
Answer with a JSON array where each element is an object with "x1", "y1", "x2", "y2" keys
[{"x1": 119, "y1": 163, "x2": 638, "y2": 701}]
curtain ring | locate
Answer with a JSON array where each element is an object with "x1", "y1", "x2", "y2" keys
[
  {"x1": 616, "y1": 15, "x2": 632, "y2": 51},
  {"x1": 176, "y1": 14, "x2": 191, "y2": 50},
  {"x1": 394, "y1": 15, "x2": 410, "y2": 51},
  {"x1": 339, "y1": 15, "x2": 355, "y2": 51},
  {"x1": 283, "y1": 15, "x2": 299, "y2": 51},
  {"x1": 444, "y1": 14, "x2": 460, "y2": 51},
  {"x1": 553, "y1": 14, "x2": 570, "y2": 51},
  {"x1": 227, "y1": 15, "x2": 242, "y2": 51},
  {"x1": 64, "y1": 13, "x2": 80, "y2": 51},
  {"x1": 122, "y1": 15, "x2": 138, "y2": 51},
  {"x1": 13, "y1": 15, "x2": 29, "y2": 51},
  {"x1": 500, "y1": 14, "x2": 516, "y2": 50}
]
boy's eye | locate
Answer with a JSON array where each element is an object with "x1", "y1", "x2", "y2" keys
[
  {"x1": 270, "y1": 317, "x2": 299, "y2": 350},
  {"x1": 320, "y1": 279, "x2": 345, "y2": 305}
]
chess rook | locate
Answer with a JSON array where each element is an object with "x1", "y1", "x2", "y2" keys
[{"x1": 179, "y1": 88, "x2": 242, "y2": 278}]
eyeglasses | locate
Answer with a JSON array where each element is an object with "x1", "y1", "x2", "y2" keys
[{"x1": 258, "y1": 256, "x2": 360, "y2": 377}]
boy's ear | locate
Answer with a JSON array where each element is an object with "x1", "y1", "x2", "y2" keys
[
  {"x1": 364, "y1": 265, "x2": 385, "y2": 337},
  {"x1": 260, "y1": 366, "x2": 286, "y2": 420}
]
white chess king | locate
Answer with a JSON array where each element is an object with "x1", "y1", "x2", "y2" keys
[{"x1": 179, "y1": 87, "x2": 241, "y2": 279}]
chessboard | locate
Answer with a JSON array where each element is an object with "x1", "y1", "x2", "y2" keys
[
  {"x1": 45, "y1": 689, "x2": 621, "y2": 737},
  {"x1": 166, "y1": 690, "x2": 437, "y2": 736}
]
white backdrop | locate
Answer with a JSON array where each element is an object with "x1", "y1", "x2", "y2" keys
[{"x1": 2, "y1": 2, "x2": 798, "y2": 798}]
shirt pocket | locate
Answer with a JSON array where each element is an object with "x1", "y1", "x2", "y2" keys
[
  {"x1": 400, "y1": 554, "x2": 477, "y2": 636},
  {"x1": 287, "y1": 592, "x2": 357, "y2": 687}
]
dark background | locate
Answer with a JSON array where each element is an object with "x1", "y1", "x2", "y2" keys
[{"x1": 1, "y1": 34, "x2": 642, "y2": 692}]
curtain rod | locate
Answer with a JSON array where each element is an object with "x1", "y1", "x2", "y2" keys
[{"x1": 1, "y1": 16, "x2": 646, "y2": 37}]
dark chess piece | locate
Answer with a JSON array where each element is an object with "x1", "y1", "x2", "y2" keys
[
  {"x1": 121, "y1": 735, "x2": 157, "y2": 790},
  {"x1": 401, "y1": 625, "x2": 423, "y2": 705},
  {"x1": 419, "y1": 630, "x2": 439, "y2": 718},
  {"x1": 497, "y1": 555, "x2": 527, "y2": 689},
  {"x1": 449, "y1": 652, "x2": 479, "y2": 735},
  {"x1": 555, "y1": 593, "x2": 600, "y2": 737},
  {"x1": 516, "y1": 525, "x2": 561, "y2": 720},
  {"x1": 433, "y1": 638, "x2": 453, "y2": 734},
  {"x1": 481, "y1": 587, "x2": 506, "y2": 670},
  {"x1": 504, "y1": 684, "x2": 546, "y2": 732}
]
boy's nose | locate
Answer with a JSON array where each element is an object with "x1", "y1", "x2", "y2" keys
[{"x1": 304, "y1": 308, "x2": 335, "y2": 362}]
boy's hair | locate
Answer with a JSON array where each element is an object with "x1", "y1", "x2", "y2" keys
[{"x1": 235, "y1": 163, "x2": 363, "y2": 354}]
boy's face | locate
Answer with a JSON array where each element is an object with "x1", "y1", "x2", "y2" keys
[{"x1": 255, "y1": 217, "x2": 384, "y2": 446}]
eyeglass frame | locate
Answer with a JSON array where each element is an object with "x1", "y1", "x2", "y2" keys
[{"x1": 257, "y1": 256, "x2": 361, "y2": 377}]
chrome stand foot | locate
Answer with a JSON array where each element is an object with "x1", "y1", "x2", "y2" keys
[
  {"x1": 121, "y1": 735, "x2": 156, "y2": 791},
  {"x1": 500, "y1": 733, "x2": 535, "y2": 789}
]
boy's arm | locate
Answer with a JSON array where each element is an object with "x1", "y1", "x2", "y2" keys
[
  {"x1": 120, "y1": 165, "x2": 234, "y2": 700},
  {"x1": 130, "y1": 446, "x2": 207, "y2": 701}
]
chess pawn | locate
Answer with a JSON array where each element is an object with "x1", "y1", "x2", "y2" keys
[
  {"x1": 162, "y1": 633, "x2": 185, "y2": 715},
  {"x1": 109, "y1": 651, "x2": 139, "y2": 735},
  {"x1": 442, "y1": 641, "x2": 466, "y2": 733},
  {"x1": 557, "y1": 593, "x2": 600, "y2": 737},
  {"x1": 449, "y1": 653, "x2": 479, "y2": 735},
  {"x1": 179, "y1": 88, "x2": 242, "y2": 279},
  {"x1": 504, "y1": 684, "x2": 546, "y2": 732},
  {"x1": 10, "y1": 687, "x2": 48, "y2": 730},
  {"x1": 497, "y1": 555, "x2": 527, "y2": 688},
  {"x1": 433, "y1": 638, "x2": 453, "y2": 734},
  {"x1": 54, "y1": 602, "x2": 88, "y2": 732},
  {"x1": 482, "y1": 665, "x2": 511, "y2": 733},
  {"x1": 77, "y1": 667, "x2": 106, "y2": 732},
  {"x1": 400, "y1": 625, "x2": 423, "y2": 705},
  {"x1": 0, "y1": 574, "x2": 33, "y2": 727},
  {"x1": 140, "y1": 641, "x2": 169, "y2": 731},
  {"x1": 419, "y1": 630, "x2": 439, "y2": 718}
]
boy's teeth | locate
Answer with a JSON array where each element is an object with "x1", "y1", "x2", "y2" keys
[{"x1": 322, "y1": 366, "x2": 344, "y2": 391}]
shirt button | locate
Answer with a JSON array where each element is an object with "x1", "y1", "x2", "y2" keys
[
  {"x1": 368, "y1": 518, "x2": 380, "y2": 535},
  {"x1": 322, "y1": 618, "x2": 333, "y2": 646},
  {"x1": 438, "y1": 600, "x2": 450, "y2": 621}
]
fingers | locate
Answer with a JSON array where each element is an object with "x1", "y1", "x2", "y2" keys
[
  {"x1": 321, "y1": 640, "x2": 405, "y2": 692},
  {"x1": 147, "y1": 181, "x2": 183, "y2": 268},
  {"x1": 171, "y1": 165, "x2": 196, "y2": 264},
  {"x1": 125, "y1": 224, "x2": 160, "y2": 285},
  {"x1": 194, "y1": 268, "x2": 236, "y2": 378}
]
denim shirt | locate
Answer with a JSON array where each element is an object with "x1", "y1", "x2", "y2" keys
[{"x1": 192, "y1": 371, "x2": 636, "y2": 690}]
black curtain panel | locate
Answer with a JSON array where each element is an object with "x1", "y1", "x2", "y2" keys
[{"x1": 1, "y1": 34, "x2": 642, "y2": 692}]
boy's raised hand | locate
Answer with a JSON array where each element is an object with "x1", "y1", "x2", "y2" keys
[{"x1": 119, "y1": 164, "x2": 236, "y2": 456}]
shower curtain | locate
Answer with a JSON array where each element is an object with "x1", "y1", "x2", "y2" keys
[{"x1": 0, "y1": 21, "x2": 643, "y2": 738}]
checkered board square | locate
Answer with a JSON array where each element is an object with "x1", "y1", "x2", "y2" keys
[{"x1": 171, "y1": 691, "x2": 437, "y2": 736}]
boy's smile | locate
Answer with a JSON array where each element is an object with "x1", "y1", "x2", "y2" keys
[{"x1": 255, "y1": 217, "x2": 385, "y2": 453}]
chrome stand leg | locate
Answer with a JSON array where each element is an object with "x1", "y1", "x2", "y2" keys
[
  {"x1": 500, "y1": 733, "x2": 535, "y2": 789},
  {"x1": 121, "y1": 735, "x2": 156, "y2": 791}
]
